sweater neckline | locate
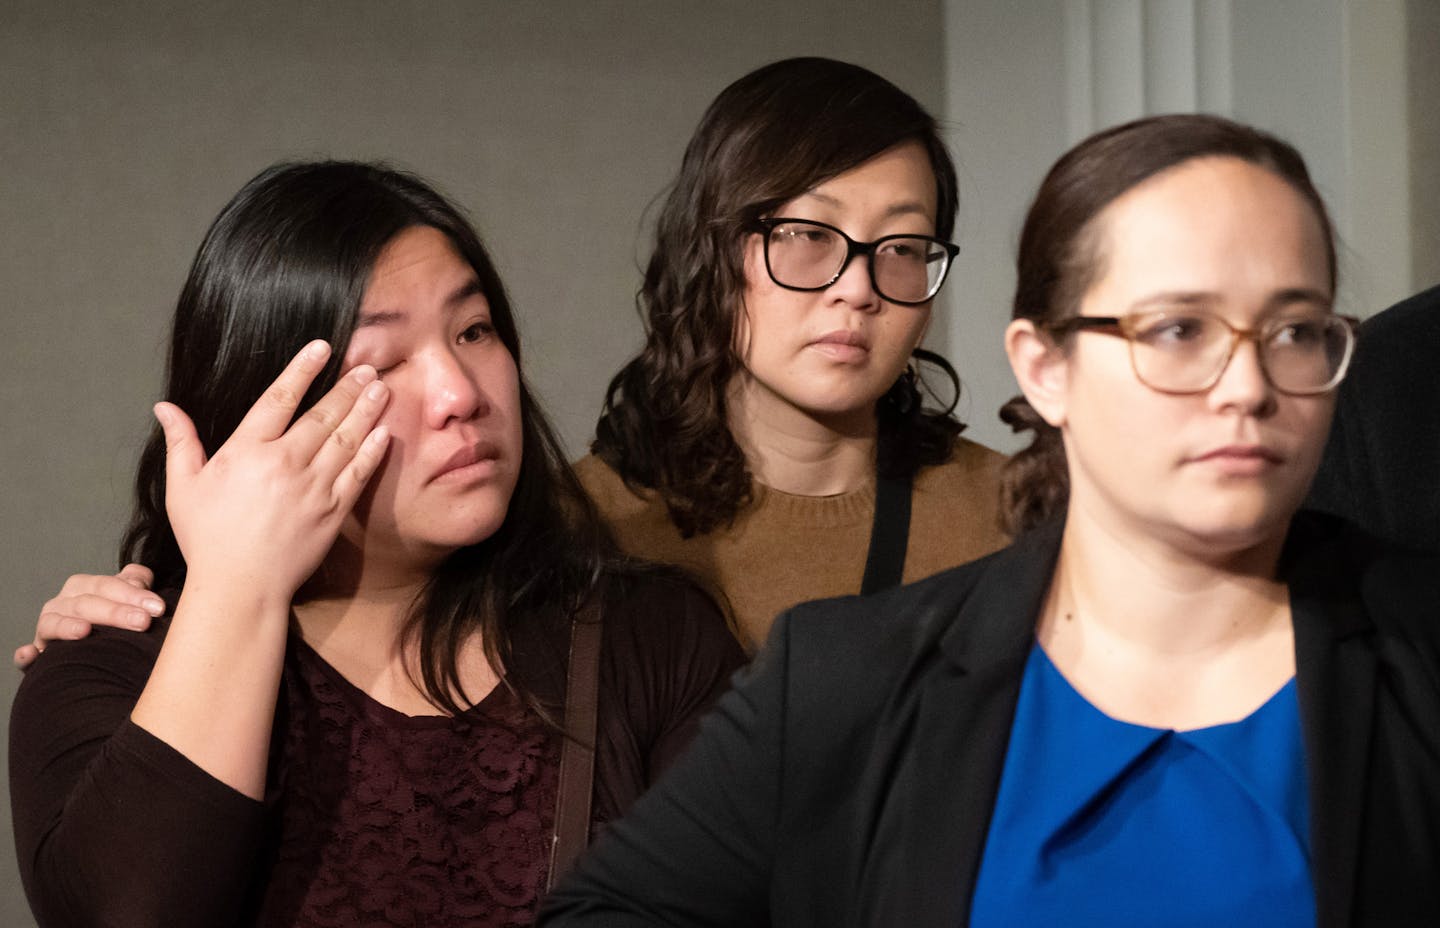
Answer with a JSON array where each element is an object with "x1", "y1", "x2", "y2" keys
[{"x1": 747, "y1": 476, "x2": 877, "y2": 528}]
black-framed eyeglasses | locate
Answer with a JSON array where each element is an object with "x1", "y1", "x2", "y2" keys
[
  {"x1": 1045, "y1": 309, "x2": 1360, "y2": 396},
  {"x1": 752, "y1": 218, "x2": 959, "y2": 306}
]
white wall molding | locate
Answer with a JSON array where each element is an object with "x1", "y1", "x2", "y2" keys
[{"x1": 1064, "y1": 0, "x2": 1235, "y2": 137}]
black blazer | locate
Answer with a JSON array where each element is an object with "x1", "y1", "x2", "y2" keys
[
  {"x1": 542, "y1": 515, "x2": 1440, "y2": 927},
  {"x1": 1308, "y1": 283, "x2": 1440, "y2": 552}
]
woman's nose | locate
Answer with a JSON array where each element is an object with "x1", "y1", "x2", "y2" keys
[
  {"x1": 425, "y1": 351, "x2": 488, "y2": 428},
  {"x1": 826, "y1": 253, "x2": 882, "y2": 313},
  {"x1": 1208, "y1": 337, "x2": 1277, "y2": 416}
]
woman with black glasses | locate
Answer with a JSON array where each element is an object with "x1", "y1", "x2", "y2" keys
[
  {"x1": 578, "y1": 56, "x2": 1008, "y2": 651},
  {"x1": 541, "y1": 114, "x2": 1440, "y2": 926}
]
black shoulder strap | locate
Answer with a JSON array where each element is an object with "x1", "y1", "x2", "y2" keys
[
  {"x1": 547, "y1": 600, "x2": 602, "y2": 890},
  {"x1": 860, "y1": 472, "x2": 913, "y2": 595}
]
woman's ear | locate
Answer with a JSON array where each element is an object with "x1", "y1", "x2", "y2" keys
[{"x1": 1005, "y1": 318, "x2": 1069, "y2": 428}]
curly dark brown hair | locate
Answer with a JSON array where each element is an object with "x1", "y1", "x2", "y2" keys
[
  {"x1": 1000, "y1": 113, "x2": 1338, "y2": 536},
  {"x1": 592, "y1": 57, "x2": 966, "y2": 537}
]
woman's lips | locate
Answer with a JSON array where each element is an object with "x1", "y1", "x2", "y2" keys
[
  {"x1": 432, "y1": 443, "x2": 502, "y2": 483},
  {"x1": 1189, "y1": 444, "x2": 1285, "y2": 476},
  {"x1": 807, "y1": 329, "x2": 870, "y2": 362}
]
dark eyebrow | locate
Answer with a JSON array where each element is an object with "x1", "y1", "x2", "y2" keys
[
  {"x1": 1268, "y1": 287, "x2": 1333, "y2": 311},
  {"x1": 447, "y1": 277, "x2": 486, "y2": 308},
  {"x1": 355, "y1": 310, "x2": 406, "y2": 329},
  {"x1": 797, "y1": 191, "x2": 932, "y2": 223},
  {"x1": 355, "y1": 277, "x2": 486, "y2": 328}
]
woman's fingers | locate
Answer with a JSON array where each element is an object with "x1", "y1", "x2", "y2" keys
[
  {"x1": 15, "y1": 570, "x2": 168, "y2": 670},
  {"x1": 15, "y1": 573, "x2": 165, "y2": 665},
  {"x1": 285, "y1": 364, "x2": 386, "y2": 465},
  {"x1": 332, "y1": 425, "x2": 392, "y2": 508},
  {"x1": 198, "y1": 340, "x2": 383, "y2": 471},
  {"x1": 231, "y1": 340, "x2": 332, "y2": 442},
  {"x1": 309, "y1": 374, "x2": 391, "y2": 484},
  {"x1": 47, "y1": 589, "x2": 164, "y2": 631},
  {"x1": 33, "y1": 611, "x2": 94, "y2": 648},
  {"x1": 48, "y1": 571, "x2": 166, "y2": 629},
  {"x1": 161, "y1": 350, "x2": 394, "y2": 600},
  {"x1": 156, "y1": 343, "x2": 393, "y2": 601},
  {"x1": 117, "y1": 562, "x2": 155, "y2": 590}
]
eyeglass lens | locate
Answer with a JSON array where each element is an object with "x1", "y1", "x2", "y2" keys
[
  {"x1": 1127, "y1": 312, "x2": 1353, "y2": 394},
  {"x1": 763, "y1": 221, "x2": 950, "y2": 304}
]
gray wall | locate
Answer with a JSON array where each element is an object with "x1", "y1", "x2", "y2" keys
[
  {"x1": 941, "y1": 0, "x2": 1440, "y2": 453},
  {"x1": 1410, "y1": 0, "x2": 1440, "y2": 286},
  {"x1": 0, "y1": 2, "x2": 946, "y2": 921}
]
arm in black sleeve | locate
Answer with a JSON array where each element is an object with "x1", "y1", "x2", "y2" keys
[
  {"x1": 10, "y1": 624, "x2": 266, "y2": 928},
  {"x1": 543, "y1": 606, "x2": 788, "y2": 927},
  {"x1": 591, "y1": 571, "x2": 746, "y2": 823},
  {"x1": 633, "y1": 576, "x2": 746, "y2": 780}
]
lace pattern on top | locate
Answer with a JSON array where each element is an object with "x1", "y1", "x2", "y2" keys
[{"x1": 256, "y1": 636, "x2": 559, "y2": 928}]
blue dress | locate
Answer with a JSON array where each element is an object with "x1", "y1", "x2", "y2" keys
[{"x1": 969, "y1": 644, "x2": 1314, "y2": 927}]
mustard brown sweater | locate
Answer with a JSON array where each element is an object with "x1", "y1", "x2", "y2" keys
[{"x1": 574, "y1": 439, "x2": 1009, "y2": 652}]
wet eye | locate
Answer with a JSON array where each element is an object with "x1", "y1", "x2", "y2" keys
[
  {"x1": 349, "y1": 356, "x2": 400, "y2": 378},
  {"x1": 459, "y1": 320, "x2": 494, "y2": 344}
]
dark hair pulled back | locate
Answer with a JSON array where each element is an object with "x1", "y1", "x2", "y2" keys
[{"x1": 1000, "y1": 113, "x2": 1338, "y2": 535}]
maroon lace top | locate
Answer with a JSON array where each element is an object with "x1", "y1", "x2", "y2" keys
[
  {"x1": 256, "y1": 638, "x2": 560, "y2": 927},
  {"x1": 11, "y1": 573, "x2": 745, "y2": 928}
]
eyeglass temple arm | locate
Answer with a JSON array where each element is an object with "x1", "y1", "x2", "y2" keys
[{"x1": 1045, "y1": 316, "x2": 1125, "y2": 337}]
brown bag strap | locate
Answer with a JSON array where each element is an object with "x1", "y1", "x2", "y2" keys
[{"x1": 547, "y1": 601, "x2": 602, "y2": 890}]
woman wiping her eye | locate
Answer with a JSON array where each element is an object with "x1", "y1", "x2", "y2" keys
[{"x1": 9, "y1": 161, "x2": 742, "y2": 928}]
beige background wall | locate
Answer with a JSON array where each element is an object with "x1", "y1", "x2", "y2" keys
[{"x1": 2, "y1": 1, "x2": 1434, "y2": 924}]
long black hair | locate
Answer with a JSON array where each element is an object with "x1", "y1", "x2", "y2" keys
[
  {"x1": 121, "y1": 161, "x2": 614, "y2": 714},
  {"x1": 592, "y1": 57, "x2": 967, "y2": 537}
]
